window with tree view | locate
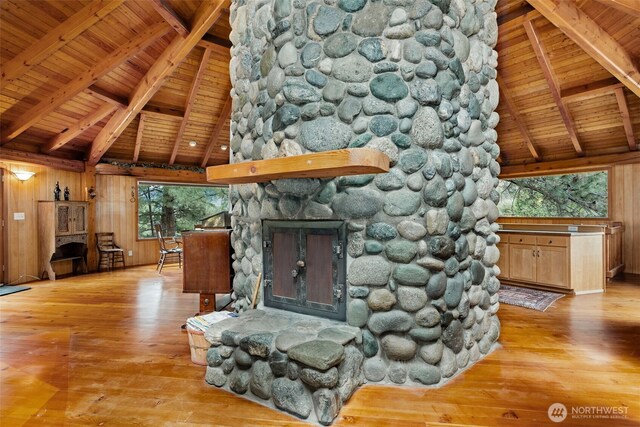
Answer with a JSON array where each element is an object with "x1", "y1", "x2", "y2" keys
[
  {"x1": 138, "y1": 182, "x2": 229, "y2": 238},
  {"x1": 496, "y1": 171, "x2": 608, "y2": 218}
]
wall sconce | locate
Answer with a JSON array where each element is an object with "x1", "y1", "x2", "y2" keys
[
  {"x1": 12, "y1": 171, "x2": 35, "y2": 182},
  {"x1": 87, "y1": 186, "x2": 96, "y2": 199}
]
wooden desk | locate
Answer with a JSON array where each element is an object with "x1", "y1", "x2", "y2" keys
[{"x1": 182, "y1": 230, "x2": 233, "y2": 313}]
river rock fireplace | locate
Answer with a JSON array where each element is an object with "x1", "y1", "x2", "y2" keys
[{"x1": 203, "y1": 0, "x2": 502, "y2": 424}]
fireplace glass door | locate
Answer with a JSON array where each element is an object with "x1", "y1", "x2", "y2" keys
[{"x1": 263, "y1": 220, "x2": 346, "y2": 321}]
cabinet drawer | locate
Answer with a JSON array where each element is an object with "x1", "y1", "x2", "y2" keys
[
  {"x1": 509, "y1": 234, "x2": 536, "y2": 245},
  {"x1": 537, "y1": 236, "x2": 568, "y2": 247}
]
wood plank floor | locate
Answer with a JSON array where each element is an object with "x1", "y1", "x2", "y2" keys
[{"x1": 1, "y1": 266, "x2": 639, "y2": 426}]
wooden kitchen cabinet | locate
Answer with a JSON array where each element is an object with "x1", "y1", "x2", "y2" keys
[
  {"x1": 508, "y1": 242, "x2": 537, "y2": 283},
  {"x1": 496, "y1": 241, "x2": 509, "y2": 279},
  {"x1": 499, "y1": 231, "x2": 603, "y2": 294}
]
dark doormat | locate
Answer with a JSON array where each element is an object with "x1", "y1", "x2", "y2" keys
[
  {"x1": 0, "y1": 285, "x2": 31, "y2": 297},
  {"x1": 499, "y1": 284, "x2": 565, "y2": 312}
]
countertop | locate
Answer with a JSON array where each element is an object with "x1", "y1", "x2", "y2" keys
[{"x1": 498, "y1": 229, "x2": 604, "y2": 236}]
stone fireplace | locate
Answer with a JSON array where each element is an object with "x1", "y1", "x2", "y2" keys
[{"x1": 203, "y1": 0, "x2": 502, "y2": 424}]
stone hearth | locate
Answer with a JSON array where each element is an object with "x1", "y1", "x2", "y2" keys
[{"x1": 204, "y1": 0, "x2": 503, "y2": 424}]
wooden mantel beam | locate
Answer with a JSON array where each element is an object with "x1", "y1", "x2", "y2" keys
[
  {"x1": 0, "y1": 22, "x2": 171, "y2": 145},
  {"x1": 614, "y1": 88, "x2": 638, "y2": 151},
  {"x1": 526, "y1": 0, "x2": 640, "y2": 98},
  {"x1": 0, "y1": 0, "x2": 124, "y2": 87},
  {"x1": 41, "y1": 103, "x2": 118, "y2": 154},
  {"x1": 523, "y1": 18, "x2": 584, "y2": 156},
  {"x1": 206, "y1": 148, "x2": 390, "y2": 184},
  {"x1": 497, "y1": 76, "x2": 541, "y2": 161},
  {"x1": 499, "y1": 151, "x2": 640, "y2": 178},
  {"x1": 0, "y1": 148, "x2": 85, "y2": 172},
  {"x1": 87, "y1": 1, "x2": 228, "y2": 166},
  {"x1": 201, "y1": 96, "x2": 232, "y2": 168},
  {"x1": 169, "y1": 47, "x2": 212, "y2": 165},
  {"x1": 149, "y1": 0, "x2": 190, "y2": 37}
]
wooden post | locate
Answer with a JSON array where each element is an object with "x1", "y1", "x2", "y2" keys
[{"x1": 83, "y1": 164, "x2": 97, "y2": 272}]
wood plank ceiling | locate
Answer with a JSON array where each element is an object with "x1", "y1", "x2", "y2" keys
[{"x1": 0, "y1": 0, "x2": 638, "y2": 172}]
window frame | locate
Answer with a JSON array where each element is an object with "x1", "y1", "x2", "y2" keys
[
  {"x1": 497, "y1": 168, "x2": 611, "y2": 220},
  {"x1": 135, "y1": 179, "x2": 230, "y2": 241}
]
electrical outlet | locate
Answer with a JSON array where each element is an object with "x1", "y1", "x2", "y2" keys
[
  {"x1": 13, "y1": 212, "x2": 25, "y2": 220},
  {"x1": 128, "y1": 250, "x2": 133, "y2": 257}
]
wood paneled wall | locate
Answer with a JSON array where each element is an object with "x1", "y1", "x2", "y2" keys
[
  {"x1": 499, "y1": 164, "x2": 640, "y2": 274},
  {"x1": 95, "y1": 175, "x2": 158, "y2": 268},
  {"x1": 1, "y1": 164, "x2": 159, "y2": 284},
  {"x1": 1, "y1": 162, "x2": 84, "y2": 283},
  {"x1": 609, "y1": 164, "x2": 640, "y2": 275}
]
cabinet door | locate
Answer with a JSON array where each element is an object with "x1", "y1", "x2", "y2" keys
[
  {"x1": 509, "y1": 243, "x2": 536, "y2": 282},
  {"x1": 537, "y1": 246, "x2": 569, "y2": 288},
  {"x1": 55, "y1": 203, "x2": 72, "y2": 235},
  {"x1": 496, "y1": 242, "x2": 509, "y2": 279},
  {"x1": 72, "y1": 204, "x2": 87, "y2": 233}
]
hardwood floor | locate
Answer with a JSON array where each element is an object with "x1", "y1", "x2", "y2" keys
[{"x1": 1, "y1": 266, "x2": 639, "y2": 426}]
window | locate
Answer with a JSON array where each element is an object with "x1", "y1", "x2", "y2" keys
[
  {"x1": 496, "y1": 171, "x2": 608, "y2": 218},
  {"x1": 137, "y1": 182, "x2": 229, "y2": 238}
]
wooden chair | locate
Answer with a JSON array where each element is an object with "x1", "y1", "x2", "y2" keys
[
  {"x1": 155, "y1": 225, "x2": 183, "y2": 273},
  {"x1": 96, "y1": 232, "x2": 125, "y2": 272}
]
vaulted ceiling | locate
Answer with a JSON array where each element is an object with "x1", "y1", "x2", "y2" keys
[{"x1": 0, "y1": 0, "x2": 638, "y2": 174}]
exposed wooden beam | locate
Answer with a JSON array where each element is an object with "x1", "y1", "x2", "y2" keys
[
  {"x1": 497, "y1": 76, "x2": 541, "y2": 161},
  {"x1": 169, "y1": 47, "x2": 212, "y2": 165},
  {"x1": 87, "y1": 1, "x2": 229, "y2": 166},
  {"x1": 593, "y1": 0, "x2": 640, "y2": 18},
  {"x1": 561, "y1": 78, "x2": 624, "y2": 102},
  {"x1": 0, "y1": 0, "x2": 124, "y2": 87},
  {"x1": 498, "y1": 4, "x2": 535, "y2": 26},
  {"x1": 614, "y1": 88, "x2": 638, "y2": 151},
  {"x1": 523, "y1": 18, "x2": 584, "y2": 156},
  {"x1": 141, "y1": 105, "x2": 184, "y2": 119},
  {"x1": 199, "y1": 33, "x2": 232, "y2": 49},
  {"x1": 498, "y1": 9, "x2": 541, "y2": 33},
  {"x1": 95, "y1": 164, "x2": 207, "y2": 184},
  {"x1": 499, "y1": 151, "x2": 640, "y2": 178},
  {"x1": 0, "y1": 22, "x2": 171, "y2": 144},
  {"x1": 132, "y1": 113, "x2": 146, "y2": 163},
  {"x1": 149, "y1": 0, "x2": 189, "y2": 37},
  {"x1": 84, "y1": 85, "x2": 128, "y2": 108},
  {"x1": 41, "y1": 103, "x2": 118, "y2": 154},
  {"x1": 83, "y1": 87, "x2": 185, "y2": 120},
  {"x1": 0, "y1": 148, "x2": 85, "y2": 172},
  {"x1": 526, "y1": 0, "x2": 640, "y2": 98},
  {"x1": 201, "y1": 96, "x2": 232, "y2": 167}
]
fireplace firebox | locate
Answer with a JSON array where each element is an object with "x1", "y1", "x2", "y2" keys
[{"x1": 262, "y1": 220, "x2": 346, "y2": 321}]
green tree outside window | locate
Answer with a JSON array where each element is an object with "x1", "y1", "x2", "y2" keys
[
  {"x1": 497, "y1": 171, "x2": 608, "y2": 218},
  {"x1": 138, "y1": 183, "x2": 229, "y2": 238}
]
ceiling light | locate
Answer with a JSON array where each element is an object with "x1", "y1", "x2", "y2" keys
[
  {"x1": 189, "y1": 140, "x2": 197, "y2": 147},
  {"x1": 220, "y1": 145, "x2": 228, "y2": 151},
  {"x1": 12, "y1": 171, "x2": 35, "y2": 181}
]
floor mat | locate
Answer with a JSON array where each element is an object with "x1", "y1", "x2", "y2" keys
[
  {"x1": 0, "y1": 286, "x2": 31, "y2": 297},
  {"x1": 499, "y1": 284, "x2": 565, "y2": 311}
]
